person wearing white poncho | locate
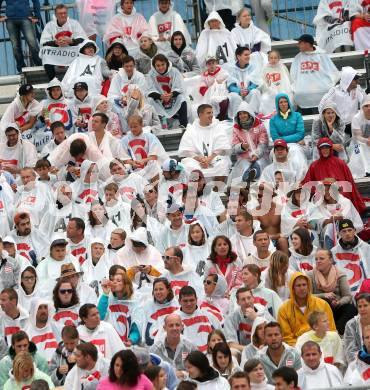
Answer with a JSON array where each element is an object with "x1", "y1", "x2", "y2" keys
[
  {"x1": 298, "y1": 341, "x2": 343, "y2": 389},
  {"x1": 179, "y1": 104, "x2": 231, "y2": 179},
  {"x1": 114, "y1": 227, "x2": 164, "y2": 292},
  {"x1": 24, "y1": 298, "x2": 59, "y2": 363},
  {"x1": 231, "y1": 8, "x2": 271, "y2": 69},
  {"x1": 148, "y1": 0, "x2": 191, "y2": 51},
  {"x1": 290, "y1": 34, "x2": 339, "y2": 109},
  {"x1": 195, "y1": 11, "x2": 236, "y2": 67},
  {"x1": 103, "y1": 0, "x2": 149, "y2": 55},
  {"x1": 313, "y1": 0, "x2": 353, "y2": 53},
  {"x1": 61, "y1": 40, "x2": 110, "y2": 98}
]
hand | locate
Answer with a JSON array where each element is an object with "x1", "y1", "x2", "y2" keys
[
  {"x1": 121, "y1": 96, "x2": 128, "y2": 106},
  {"x1": 50, "y1": 166, "x2": 59, "y2": 174},
  {"x1": 334, "y1": 214, "x2": 343, "y2": 221},
  {"x1": 131, "y1": 266, "x2": 141, "y2": 274},
  {"x1": 131, "y1": 88, "x2": 141, "y2": 100},
  {"x1": 199, "y1": 160, "x2": 209, "y2": 169},
  {"x1": 141, "y1": 265, "x2": 152, "y2": 274},
  {"x1": 244, "y1": 307, "x2": 257, "y2": 321},
  {"x1": 0, "y1": 16, "x2": 7, "y2": 22},
  {"x1": 67, "y1": 354, "x2": 76, "y2": 364},
  {"x1": 75, "y1": 119, "x2": 84, "y2": 128},
  {"x1": 298, "y1": 140, "x2": 305, "y2": 145},
  {"x1": 332, "y1": 144, "x2": 344, "y2": 152},
  {"x1": 58, "y1": 365, "x2": 69, "y2": 375},
  {"x1": 28, "y1": 16, "x2": 38, "y2": 24},
  {"x1": 101, "y1": 278, "x2": 111, "y2": 295},
  {"x1": 324, "y1": 292, "x2": 337, "y2": 301},
  {"x1": 241, "y1": 143, "x2": 249, "y2": 151},
  {"x1": 124, "y1": 339, "x2": 132, "y2": 347},
  {"x1": 10, "y1": 183, "x2": 17, "y2": 192},
  {"x1": 296, "y1": 218, "x2": 308, "y2": 228},
  {"x1": 331, "y1": 299, "x2": 339, "y2": 307},
  {"x1": 250, "y1": 155, "x2": 258, "y2": 162},
  {"x1": 240, "y1": 89, "x2": 248, "y2": 97}
]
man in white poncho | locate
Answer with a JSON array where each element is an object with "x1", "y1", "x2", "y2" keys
[
  {"x1": 40, "y1": 4, "x2": 87, "y2": 80},
  {"x1": 195, "y1": 11, "x2": 236, "y2": 67},
  {"x1": 290, "y1": 34, "x2": 339, "y2": 109},
  {"x1": 148, "y1": 0, "x2": 191, "y2": 51},
  {"x1": 313, "y1": 0, "x2": 353, "y2": 53},
  {"x1": 179, "y1": 104, "x2": 231, "y2": 180}
]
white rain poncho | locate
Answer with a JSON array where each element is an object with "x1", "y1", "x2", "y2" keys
[
  {"x1": 87, "y1": 127, "x2": 127, "y2": 160},
  {"x1": 40, "y1": 16, "x2": 87, "y2": 47},
  {"x1": 0, "y1": 95, "x2": 42, "y2": 141},
  {"x1": 203, "y1": 0, "x2": 244, "y2": 14},
  {"x1": 319, "y1": 66, "x2": 366, "y2": 125},
  {"x1": 313, "y1": 0, "x2": 353, "y2": 53},
  {"x1": 200, "y1": 273, "x2": 229, "y2": 320},
  {"x1": 161, "y1": 268, "x2": 204, "y2": 299},
  {"x1": 298, "y1": 361, "x2": 343, "y2": 389},
  {"x1": 17, "y1": 264, "x2": 42, "y2": 312},
  {"x1": 61, "y1": 40, "x2": 105, "y2": 97},
  {"x1": 103, "y1": 6, "x2": 149, "y2": 54},
  {"x1": 289, "y1": 246, "x2": 317, "y2": 273},
  {"x1": 350, "y1": 1, "x2": 370, "y2": 51},
  {"x1": 179, "y1": 118, "x2": 231, "y2": 177},
  {"x1": 195, "y1": 11, "x2": 237, "y2": 67},
  {"x1": 76, "y1": 0, "x2": 117, "y2": 38},
  {"x1": 146, "y1": 60, "x2": 186, "y2": 118},
  {"x1": 0, "y1": 178, "x2": 15, "y2": 237},
  {"x1": 24, "y1": 298, "x2": 59, "y2": 362},
  {"x1": 108, "y1": 69, "x2": 146, "y2": 104},
  {"x1": 290, "y1": 47, "x2": 340, "y2": 108},
  {"x1": 70, "y1": 160, "x2": 101, "y2": 205},
  {"x1": 148, "y1": 5, "x2": 191, "y2": 51},
  {"x1": 260, "y1": 61, "x2": 292, "y2": 115}
]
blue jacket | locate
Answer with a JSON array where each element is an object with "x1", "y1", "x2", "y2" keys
[
  {"x1": 269, "y1": 93, "x2": 305, "y2": 143},
  {"x1": 0, "y1": 0, "x2": 40, "y2": 20}
]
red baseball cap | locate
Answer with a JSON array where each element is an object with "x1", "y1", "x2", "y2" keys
[{"x1": 273, "y1": 139, "x2": 288, "y2": 149}]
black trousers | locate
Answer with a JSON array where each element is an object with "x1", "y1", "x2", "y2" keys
[
  {"x1": 176, "y1": 101, "x2": 188, "y2": 128},
  {"x1": 214, "y1": 9, "x2": 236, "y2": 31},
  {"x1": 333, "y1": 303, "x2": 358, "y2": 335}
]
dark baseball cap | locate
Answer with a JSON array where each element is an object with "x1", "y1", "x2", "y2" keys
[
  {"x1": 73, "y1": 82, "x2": 88, "y2": 90},
  {"x1": 19, "y1": 84, "x2": 34, "y2": 96},
  {"x1": 297, "y1": 34, "x2": 315, "y2": 45},
  {"x1": 338, "y1": 219, "x2": 355, "y2": 232}
]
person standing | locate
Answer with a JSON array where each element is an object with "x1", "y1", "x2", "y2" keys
[{"x1": 0, "y1": 0, "x2": 42, "y2": 73}]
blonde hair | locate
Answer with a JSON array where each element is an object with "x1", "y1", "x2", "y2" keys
[
  {"x1": 268, "y1": 251, "x2": 289, "y2": 292},
  {"x1": 13, "y1": 352, "x2": 34, "y2": 383}
]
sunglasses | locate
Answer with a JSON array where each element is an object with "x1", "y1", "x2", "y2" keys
[
  {"x1": 59, "y1": 289, "x2": 73, "y2": 294},
  {"x1": 145, "y1": 189, "x2": 155, "y2": 194},
  {"x1": 203, "y1": 280, "x2": 217, "y2": 285},
  {"x1": 162, "y1": 255, "x2": 177, "y2": 261},
  {"x1": 22, "y1": 276, "x2": 36, "y2": 281}
]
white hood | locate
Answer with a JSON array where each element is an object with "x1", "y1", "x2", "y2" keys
[
  {"x1": 339, "y1": 66, "x2": 357, "y2": 91},
  {"x1": 204, "y1": 11, "x2": 225, "y2": 30}
]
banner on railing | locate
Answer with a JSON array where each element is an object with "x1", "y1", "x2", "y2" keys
[
  {"x1": 318, "y1": 21, "x2": 353, "y2": 53},
  {"x1": 40, "y1": 46, "x2": 80, "y2": 66}
]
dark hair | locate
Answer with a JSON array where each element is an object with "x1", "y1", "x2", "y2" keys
[
  {"x1": 30, "y1": 379, "x2": 50, "y2": 390},
  {"x1": 212, "y1": 342, "x2": 232, "y2": 371},
  {"x1": 236, "y1": 286, "x2": 252, "y2": 300},
  {"x1": 253, "y1": 230, "x2": 269, "y2": 241},
  {"x1": 179, "y1": 285, "x2": 197, "y2": 301},
  {"x1": 11, "y1": 331, "x2": 29, "y2": 346},
  {"x1": 130, "y1": 195, "x2": 147, "y2": 230},
  {"x1": 243, "y1": 264, "x2": 261, "y2": 284},
  {"x1": 152, "y1": 277, "x2": 175, "y2": 302},
  {"x1": 272, "y1": 367, "x2": 298, "y2": 387},
  {"x1": 209, "y1": 235, "x2": 237, "y2": 263},
  {"x1": 290, "y1": 227, "x2": 313, "y2": 256},
  {"x1": 177, "y1": 381, "x2": 198, "y2": 390},
  {"x1": 109, "y1": 350, "x2": 141, "y2": 386},
  {"x1": 88, "y1": 200, "x2": 108, "y2": 227},
  {"x1": 69, "y1": 139, "x2": 87, "y2": 157},
  {"x1": 301, "y1": 340, "x2": 321, "y2": 355},
  {"x1": 50, "y1": 121, "x2": 65, "y2": 133},
  {"x1": 79, "y1": 303, "x2": 96, "y2": 323},
  {"x1": 167, "y1": 246, "x2": 183, "y2": 263},
  {"x1": 229, "y1": 372, "x2": 250, "y2": 387},
  {"x1": 20, "y1": 266, "x2": 37, "y2": 293},
  {"x1": 53, "y1": 279, "x2": 79, "y2": 310},
  {"x1": 109, "y1": 265, "x2": 127, "y2": 280},
  {"x1": 76, "y1": 343, "x2": 98, "y2": 362},
  {"x1": 1, "y1": 288, "x2": 18, "y2": 304},
  {"x1": 152, "y1": 53, "x2": 169, "y2": 69},
  {"x1": 92, "y1": 112, "x2": 109, "y2": 125},
  {"x1": 122, "y1": 55, "x2": 135, "y2": 65},
  {"x1": 35, "y1": 159, "x2": 51, "y2": 169},
  {"x1": 188, "y1": 222, "x2": 206, "y2": 245},
  {"x1": 185, "y1": 350, "x2": 213, "y2": 378},
  {"x1": 235, "y1": 45, "x2": 250, "y2": 57},
  {"x1": 197, "y1": 104, "x2": 212, "y2": 116},
  {"x1": 356, "y1": 293, "x2": 370, "y2": 305},
  {"x1": 61, "y1": 325, "x2": 79, "y2": 339},
  {"x1": 264, "y1": 321, "x2": 282, "y2": 333},
  {"x1": 244, "y1": 358, "x2": 263, "y2": 374},
  {"x1": 144, "y1": 365, "x2": 162, "y2": 382},
  {"x1": 69, "y1": 217, "x2": 85, "y2": 233},
  {"x1": 55, "y1": 3, "x2": 67, "y2": 11}
]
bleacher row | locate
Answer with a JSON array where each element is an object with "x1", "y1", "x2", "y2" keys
[{"x1": 0, "y1": 39, "x2": 370, "y2": 201}]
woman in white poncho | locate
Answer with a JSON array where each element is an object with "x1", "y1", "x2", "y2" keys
[
  {"x1": 260, "y1": 50, "x2": 292, "y2": 115},
  {"x1": 231, "y1": 8, "x2": 271, "y2": 69},
  {"x1": 61, "y1": 40, "x2": 111, "y2": 97},
  {"x1": 195, "y1": 11, "x2": 236, "y2": 68}
]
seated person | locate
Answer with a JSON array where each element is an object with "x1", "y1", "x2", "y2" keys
[
  {"x1": 136, "y1": 32, "x2": 160, "y2": 75},
  {"x1": 62, "y1": 40, "x2": 111, "y2": 98},
  {"x1": 104, "y1": 38, "x2": 128, "y2": 72},
  {"x1": 148, "y1": 0, "x2": 191, "y2": 51},
  {"x1": 147, "y1": 54, "x2": 188, "y2": 129},
  {"x1": 40, "y1": 4, "x2": 87, "y2": 80},
  {"x1": 290, "y1": 34, "x2": 339, "y2": 110},
  {"x1": 349, "y1": 0, "x2": 370, "y2": 51},
  {"x1": 67, "y1": 82, "x2": 93, "y2": 133},
  {"x1": 312, "y1": 102, "x2": 348, "y2": 161},
  {"x1": 195, "y1": 11, "x2": 236, "y2": 67}
]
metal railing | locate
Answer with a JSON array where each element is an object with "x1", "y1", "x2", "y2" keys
[{"x1": 0, "y1": 0, "x2": 320, "y2": 77}]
